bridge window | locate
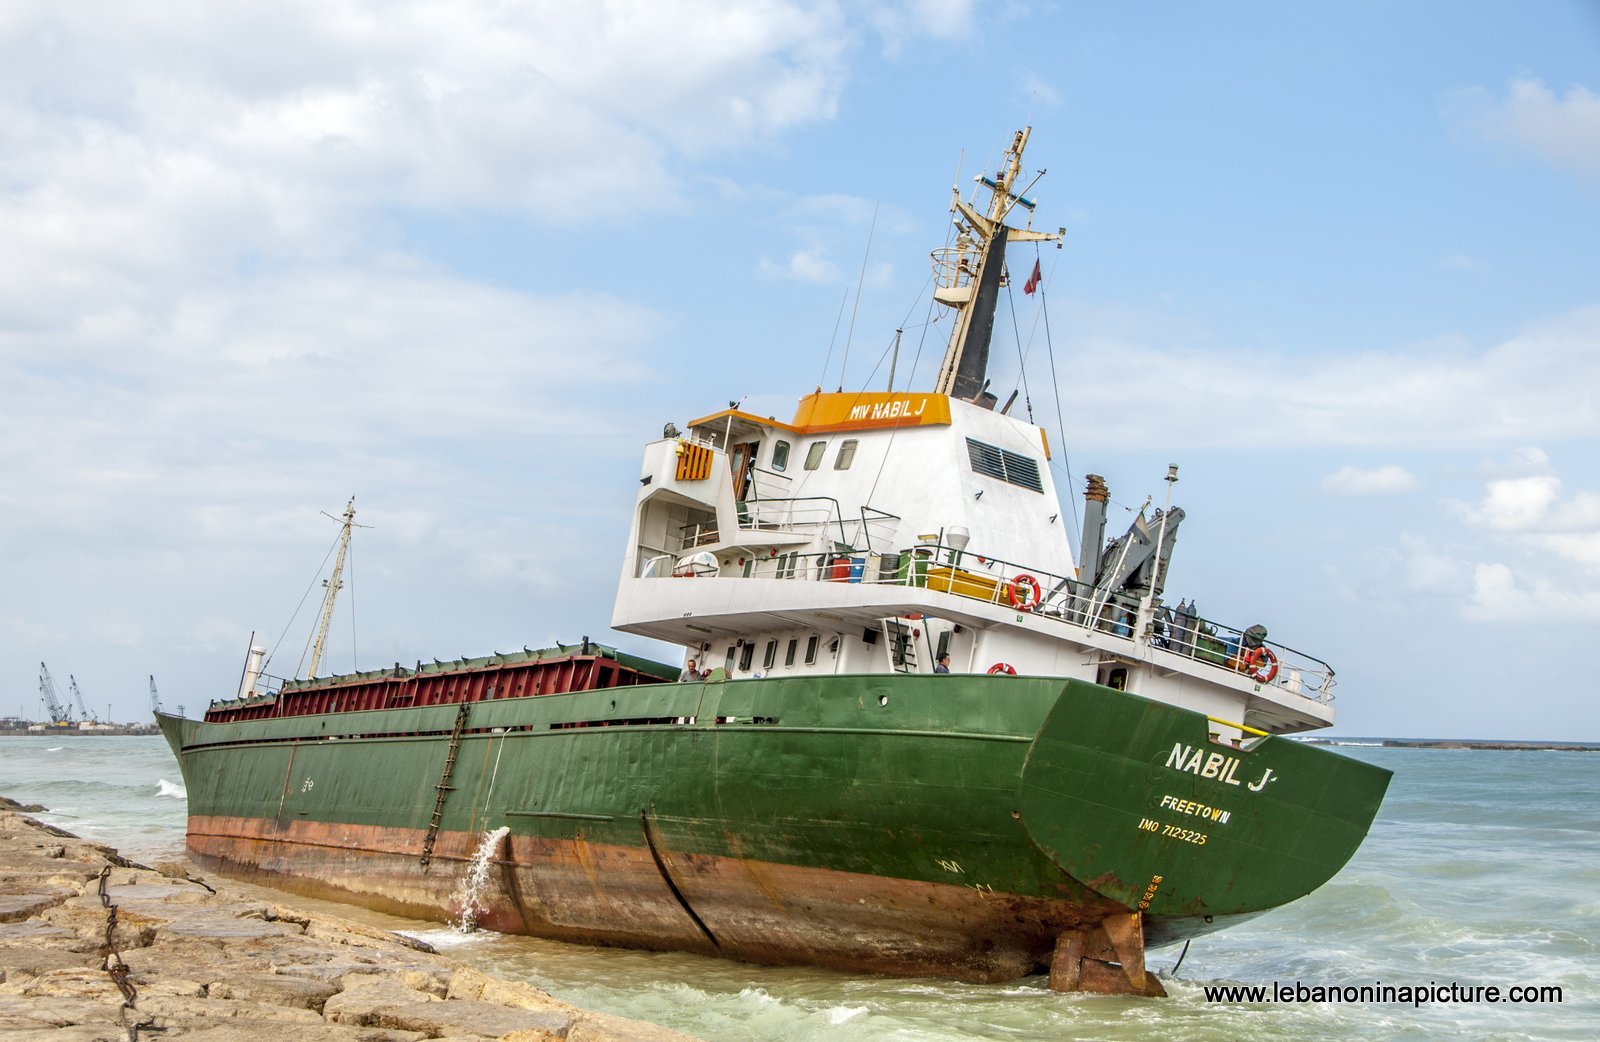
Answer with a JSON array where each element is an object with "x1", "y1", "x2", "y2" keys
[
  {"x1": 805, "y1": 635, "x2": 819, "y2": 664},
  {"x1": 785, "y1": 638, "x2": 798, "y2": 666},
  {"x1": 965, "y1": 438, "x2": 1042, "y2": 493},
  {"x1": 771, "y1": 440, "x2": 791, "y2": 472},
  {"x1": 763, "y1": 640, "x2": 778, "y2": 669},
  {"x1": 804, "y1": 442, "x2": 826, "y2": 470},
  {"x1": 834, "y1": 439, "x2": 859, "y2": 470}
]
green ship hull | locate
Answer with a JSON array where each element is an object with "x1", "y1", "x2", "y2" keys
[{"x1": 160, "y1": 671, "x2": 1389, "y2": 990}]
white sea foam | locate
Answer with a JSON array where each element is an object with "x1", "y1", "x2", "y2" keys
[
  {"x1": 155, "y1": 779, "x2": 186, "y2": 799},
  {"x1": 46, "y1": 746, "x2": 63, "y2": 752}
]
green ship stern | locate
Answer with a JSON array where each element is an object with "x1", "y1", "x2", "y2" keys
[{"x1": 1017, "y1": 680, "x2": 1391, "y2": 993}]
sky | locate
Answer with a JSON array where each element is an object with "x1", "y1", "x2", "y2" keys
[{"x1": 2, "y1": 1, "x2": 1598, "y2": 739}]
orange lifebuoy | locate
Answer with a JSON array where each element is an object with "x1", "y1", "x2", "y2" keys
[
  {"x1": 1243, "y1": 647, "x2": 1279, "y2": 684},
  {"x1": 987, "y1": 663, "x2": 1017, "y2": 675},
  {"x1": 1007, "y1": 573, "x2": 1042, "y2": 612}
]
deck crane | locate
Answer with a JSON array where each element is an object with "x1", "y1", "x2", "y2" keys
[
  {"x1": 68, "y1": 675, "x2": 97, "y2": 724},
  {"x1": 38, "y1": 663, "x2": 73, "y2": 726}
]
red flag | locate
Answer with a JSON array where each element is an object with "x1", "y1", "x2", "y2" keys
[{"x1": 1023, "y1": 258, "x2": 1042, "y2": 295}]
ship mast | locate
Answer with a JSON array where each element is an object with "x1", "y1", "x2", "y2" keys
[
  {"x1": 931, "y1": 127, "x2": 1063, "y2": 402},
  {"x1": 308, "y1": 497, "x2": 358, "y2": 679}
]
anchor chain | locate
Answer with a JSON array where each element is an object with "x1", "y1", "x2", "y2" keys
[{"x1": 97, "y1": 865, "x2": 164, "y2": 1041}]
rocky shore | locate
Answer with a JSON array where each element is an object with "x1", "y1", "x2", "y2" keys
[{"x1": 0, "y1": 796, "x2": 703, "y2": 1042}]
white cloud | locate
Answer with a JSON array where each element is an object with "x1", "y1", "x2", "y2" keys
[
  {"x1": 761, "y1": 247, "x2": 845, "y2": 283},
  {"x1": 0, "y1": 1, "x2": 861, "y2": 264},
  {"x1": 1480, "y1": 446, "x2": 1555, "y2": 478},
  {"x1": 1363, "y1": 534, "x2": 1474, "y2": 602},
  {"x1": 1046, "y1": 305, "x2": 1600, "y2": 451},
  {"x1": 1451, "y1": 454, "x2": 1600, "y2": 622},
  {"x1": 1446, "y1": 77, "x2": 1600, "y2": 181},
  {"x1": 873, "y1": 0, "x2": 976, "y2": 57},
  {"x1": 1466, "y1": 561, "x2": 1600, "y2": 622},
  {"x1": 0, "y1": 267, "x2": 666, "y2": 555},
  {"x1": 1462, "y1": 475, "x2": 1565, "y2": 531},
  {"x1": 1400, "y1": 542, "x2": 1473, "y2": 597},
  {"x1": 1321, "y1": 464, "x2": 1417, "y2": 496},
  {"x1": 756, "y1": 193, "x2": 913, "y2": 287},
  {"x1": 1460, "y1": 469, "x2": 1600, "y2": 533},
  {"x1": 1533, "y1": 532, "x2": 1600, "y2": 573},
  {"x1": 0, "y1": 0, "x2": 905, "y2": 717}
]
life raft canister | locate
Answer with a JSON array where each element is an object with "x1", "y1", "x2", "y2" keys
[
  {"x1": 1006, "y1": 573, "x2": 1042, "y2": 612},
  {"x1": 987, "y1": 662, "x2": 1018, "y2": 675},
  {"x1": 1243, "y1": 646, "x2": 1279, "y2": 684}
]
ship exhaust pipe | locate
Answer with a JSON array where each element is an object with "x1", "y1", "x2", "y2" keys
[
  {"x1": 1078, "y1": 475, "x2": 1108, "y2": 587},
  {"x1": 1072, "y1": 475, "x2": 1109, "y2": 622}
]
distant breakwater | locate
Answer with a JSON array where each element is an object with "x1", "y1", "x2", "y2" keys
[{"x1": 1304, "y1": 738, "x2": 1598, "y2": 752}]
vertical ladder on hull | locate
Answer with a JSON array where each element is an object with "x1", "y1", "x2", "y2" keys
[{"x1": 420, "y1": 701, "x2": 472, "y2": 871}]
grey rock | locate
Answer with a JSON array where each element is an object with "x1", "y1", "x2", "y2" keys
[
  {"x1": 0, "y1": 889, "x2": 75, "y2": 923},
  {"x1": 173, "y1": 1022, "x2": 429, "y2": 1042},
  {"x1": 322, "y1": 976, "x2": 440, "y2": 1025},
  {"x1": 0, "y1": 994, "x2": 121, "y2": 1030},
  {"x1": 155, "y1": 909, "x2": 305, "y2": 941},
  {"x1": 0, "y1": 1027, "x2": 125, "y2": 1042},
  {"x1": 138, "y1": 993, "x2": 327, "y2": 1023},
  {"x1": 207, "y1": 972, "x2": 339, "y2": 1010},
  {"x1": 375, "y1": 998, "x2": 573, "y2": 1039}
]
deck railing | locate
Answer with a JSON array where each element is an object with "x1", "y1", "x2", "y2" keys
[{"x1": 650, "y1": 537, "x2": 1335, "y2": 703}]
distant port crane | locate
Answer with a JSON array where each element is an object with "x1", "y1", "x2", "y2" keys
[
  {"x1": 37, "y1": 663, "x2": 73, "y2": 726},
  {"x1": 68, "y1": 675, "x2": 97, "y2": 724},
  {"x1": 149, "y1": 675, "x2": 161, "y2": 713}
]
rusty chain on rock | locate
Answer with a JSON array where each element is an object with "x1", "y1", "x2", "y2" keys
[{"x1": 96, "y1": 865, "x2": 164, "y2": 1040}]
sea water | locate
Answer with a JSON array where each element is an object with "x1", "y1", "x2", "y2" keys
[{"x1": 2, "y1": 736, "x2": 1593, "y2": 1040}]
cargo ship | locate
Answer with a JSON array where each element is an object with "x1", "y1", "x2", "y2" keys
[{"x1": 159, "y1": 129, "x2": 1390, "y2": 996}]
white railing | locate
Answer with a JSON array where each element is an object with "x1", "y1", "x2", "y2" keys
[
  {"x1": 747, "y1": 467, "x2": 793, "y2": 501},
  {"x1": 649, "y1": 535, "x2": 1335, "y2": 703},
  {"x1": 737, "y1": 497, "x2": 846, "y2": 542},
  {"x1": 931, "y1": 245, "x2": 980, "y2": 293},
  {"x1": 735, "y1": 498, "x2": 901, "y2": 554},
  {"x1": 674, "y1": 521, "x2": 720, "y2": 551}
]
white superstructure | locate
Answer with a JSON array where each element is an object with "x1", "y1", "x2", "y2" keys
[{"x1": 612, "y1": 129, "x2": 1336, "y2": 740}]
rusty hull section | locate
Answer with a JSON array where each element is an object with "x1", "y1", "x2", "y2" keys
[{"x1": 186, "y1": 814, "x2": 1126, "y2": 983}]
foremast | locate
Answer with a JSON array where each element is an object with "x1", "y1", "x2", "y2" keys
[
  {"x1": 931, "y1": 127, "x2": 1064, "y2": 403},
  {"x1": 307, "y1": 497, "x2": 358, "y2": 679}
]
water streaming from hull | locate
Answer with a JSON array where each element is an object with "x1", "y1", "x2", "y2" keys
[{"x1": 451, "y1": 825, "x2": 510, "y2": 932}]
